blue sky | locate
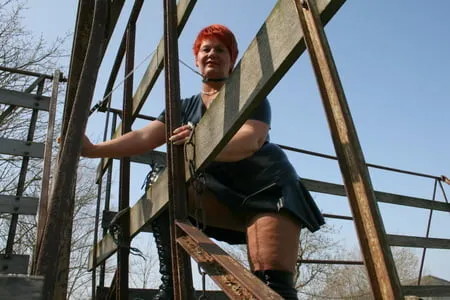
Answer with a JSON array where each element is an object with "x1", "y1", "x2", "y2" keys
[{"x1": 24, "y1": 0, "x2": 450, "y2": 286}]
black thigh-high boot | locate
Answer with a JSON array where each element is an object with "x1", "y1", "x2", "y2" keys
[
  {"x1": 151, "y1": 209, "x2": 173, "y2": 300},
  {"x1": 253, "y1": 270, "x2": 299, "y2": 300}
]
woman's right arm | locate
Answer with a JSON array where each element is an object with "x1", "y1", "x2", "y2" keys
[{"x1": 82, "y1": 120, "x2": 166, "y2": 158}]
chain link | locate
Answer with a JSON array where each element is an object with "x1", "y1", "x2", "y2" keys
[
  {"x1": 184, "y1": 122, "x2": 207, "y2": 231},
  {"x1": 108, "y1": 211, "x2": 146, "y2": 261}
]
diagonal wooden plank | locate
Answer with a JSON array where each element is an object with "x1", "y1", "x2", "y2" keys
[
  {"x1": 188, "y1": 0, "x2": 345, "y2": 176},
  {"x1": 89, "y1": 0, "x2": 346, "y2": 269}
]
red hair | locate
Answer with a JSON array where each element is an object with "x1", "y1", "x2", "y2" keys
[{"x1": 193, "y1": 24, "x2": 238, "y2": 71}]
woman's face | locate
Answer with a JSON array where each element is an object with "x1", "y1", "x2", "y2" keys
[{"x1": 195, "y1": 37, "x2": 232, "y2": 79}]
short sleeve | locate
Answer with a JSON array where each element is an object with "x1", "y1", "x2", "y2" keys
[{"x1": 249, "y1": 98, "x2": 271, "y2": 126}]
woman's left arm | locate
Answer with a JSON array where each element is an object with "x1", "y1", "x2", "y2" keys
[{"x1": 215, "y1": 119, "x2": 269, "y2": 162}]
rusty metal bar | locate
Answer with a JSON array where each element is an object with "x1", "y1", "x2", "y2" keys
[
  {"x1": 0, "y1": 65, "x2": 65, "y2": 81},
  {"x1": 34, "y1": 1, "x2": 108, "y2": 298},
  {"x1": 176, "y1": 220, "x2": 282, "y2": 299},
  {"x1": 163, "y1": 0, "x2": 194, "y2": 298},
  {"x1": 298, "y1": 259, "x2": 364, "y2": 265},
  {"x1": 100, "y1": 110, "x2": 118, "y2": 289},
  {"x1": 116, "y1": 21, "x2": 136, "y2": 300},
  {"x1": 294, "y1": 0, "x2": 402, "y2": 298},
  {"x1": 90, "y1": 0, "x2": 144, "y2": 115},
  {"x1": 5, "y1": 79, "x2": 44, "y2": 257},
  {"x1": 322, "y1": 213, "x2": 353, "y2": 220},
  {"x1": 32, "y1": 71, "x2": 60, "y2": 273},
  {"x1": 418, "y1": 179, "x2": 438, "y2": 285},
  {"x1": 102, "y1": 107, "x2": 156, "y2": 121}
]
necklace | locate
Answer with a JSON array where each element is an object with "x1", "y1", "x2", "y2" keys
[{"x1": 201, "y1": 90, "x2": 219, "y2": 96}]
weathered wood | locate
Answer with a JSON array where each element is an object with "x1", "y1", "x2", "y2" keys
[
  {"x1": 0, "y1": 255, "x2": 29, "y2": 274},
  {"x1": 0, "y1": 195, "x2": 39, "y2": 214},
  {"x1": 0, "y1": 275, "x2": 43, "y2": 300},
  {"x1": 189, "y1": 0, "x2": 345, "y2": 176},
  {"x1": 95, "y1": 0, "x2": 197, "y2": 181},
  {"x1": 0, "y1": 88, "x2": 50, "y2": 111},
  {"x1": 0, "y1": 138, "x2": 44, "y2": 158},
  {"x1": 88, "y1": 0, "x2": 345, "y2": 269},
  {"x1": 403, "y1": 285, "x2": 450, "y2": 297},
  {"x1": 177, "y1": 222, "x2": 282, "y2": 299},
  {"x1": 387, "y1": 235, "x2": 450, "y2": 249},
  {"x1": 302, "y1": 178, "x2": 450, "y2": 212},
  {"x1": 296, "y1": 0, "x2": 401, "y2": 297}
]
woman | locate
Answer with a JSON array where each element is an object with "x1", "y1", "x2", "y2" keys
[{"x1": 82, "y1": 24, "x2": 324, "y2": 299}]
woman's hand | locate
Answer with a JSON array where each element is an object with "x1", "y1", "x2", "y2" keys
[
  {"x1": 169, "y1": 123, "x2": 194, "y2": 145},
  {"x1": 56, "y1": 135, "x2": 96, "y2": 157},
  {"x1": 80, "y1": 135, "x2": 95, "y2": 157}
]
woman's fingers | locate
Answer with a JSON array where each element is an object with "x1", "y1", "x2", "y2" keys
[{"x1": 169, "y1": 124, "x2": 193, "y2": 145}]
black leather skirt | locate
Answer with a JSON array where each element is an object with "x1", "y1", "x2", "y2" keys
[{"x1": 199, "y1": 142, "x2": 325, "y2": 244}]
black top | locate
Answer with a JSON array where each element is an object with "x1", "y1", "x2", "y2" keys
[{"x1": 156, "y1": 93, "x2": 325, "y2": 241}]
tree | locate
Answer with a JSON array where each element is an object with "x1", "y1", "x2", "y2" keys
[{"x1": 314, "y1": 247, "x2": 419, "y2": 299}]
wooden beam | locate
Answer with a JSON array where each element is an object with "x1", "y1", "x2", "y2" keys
[
  {"x1": 0, "y1": 138, "x2": 44, "y2": 158},
  {"x1": 0, "y1": 275, "x2": 43, "y2": 300},
  {"x1": 387, "y1": 235, "x2": 450, "y2": 249},
  {"x1": 0, "y1": 195, "x2": 39, "y2": 215},
  {"x1": 95, "y1": 0, "x2": 197, "y2": 181},
  {"x1": 88, "y1": 0, "x2": 345, "y2": 269},
  {"x1": 0, "y1": 255, "x2": 29, "y2": 274},
  {"x1": 187, "y1": 0, "x2": 345, "y2": 175},
  {"x1": 302, "y1": 178, "x2": 450, "y2": 212},
  {"x1": 403, "y1": 285, "x2": 450, "y2": 297},
  {"x1": 0, "y1": 88, "x2": 50, "y2": 111}
]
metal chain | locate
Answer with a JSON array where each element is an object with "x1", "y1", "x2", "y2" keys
[
  {"x1": 184, "y1": 122, "x2": 207, "y2": 230},
  {"x1": 108, "y1": 214, "x2": 146, "y2": 261}
]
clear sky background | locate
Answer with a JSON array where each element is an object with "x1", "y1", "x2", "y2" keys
[{"x1": 23, "y1": 0, "x2": 450, "y2": 289}]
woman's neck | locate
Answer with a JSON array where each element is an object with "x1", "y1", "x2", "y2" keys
[{"x1": 201, "y1": 81, "x2": 225, "y2": 108}]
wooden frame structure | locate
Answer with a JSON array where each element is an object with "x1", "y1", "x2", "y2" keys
[{"x1": 23, "y1": 0, "x2": 450, "y2": 299}]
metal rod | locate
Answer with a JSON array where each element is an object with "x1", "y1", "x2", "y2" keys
[
  {"x1": 93, "y1": 0, "x2": 144, "y2": 114},
  {"x1": 163, "y1": 0, "x2": 194, "y2": 298},
  {"x1": 0, "y1": 65, "x2": 66, "y2": 81},
  {"x1": 295, "y1": 0, "x2": 402, "y2": 298},
  {"x1": 100, "y1": 109, "x2": 118, "y2": 288},
  {"x1": 103, "y1": 107, "x2": 156, "y2": 121},
  {"x1": 278, "y1": 144, "x2": 441, "y2": 180},
  {"x1": 418, "y1": 179, "x2": 438, "y2": 284},
  {"x1": 298, "y1": 259, "x2": 364, "y2": 265},
  {"x1": 322, "y1": 213, "x2": 353, "y2": 221},
  {"x1": 116, "y1": 21, "x2": 136, "y2": 300}
]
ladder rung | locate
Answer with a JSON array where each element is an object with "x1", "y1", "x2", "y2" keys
[
  {"x1": 176, "y1": 220, "x2": 282, "y2": 299},
  {"x1": 0, "y1": 255, "x2": 29, "y2": 274},
  {"x1": 387, "y1": 234, "x2": 450, "y2": 249},
  {"x1": 0, "y1": 275, "x2": 43, "y2": 300},
  {"x1": 0, "y1": 138, "x2": 44, "y2": 158},
  {"x1": 0, "y1": 88, "x2": 50, "y2": 111},
  {"x1": 0, "y1": 195, "x2": 39, "y2": 214}
]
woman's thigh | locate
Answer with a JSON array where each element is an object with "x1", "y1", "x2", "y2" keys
[
  {"x1": 246, "y1": 212, "x2": 300, "y2": 272},
  {"x1": 187, "y1": 186, "x2": 247, "y2": 232}
]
